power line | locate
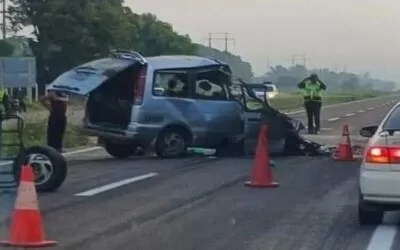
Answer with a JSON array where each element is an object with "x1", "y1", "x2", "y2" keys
[{"x1": 205, "y1": 32, "x2": 235, "y2": 52}]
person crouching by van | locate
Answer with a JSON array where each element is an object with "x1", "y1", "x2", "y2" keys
[{"x1": 40, "y1": 91, "x2": 68, "y2": 152}]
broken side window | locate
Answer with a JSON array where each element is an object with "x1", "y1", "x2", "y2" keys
[
  {"x1": 152, "y1": 71, "x2": 190, "y2": 98},
  {"x1": 193, "y1": 69, "x2": 229, "y2": 101}
]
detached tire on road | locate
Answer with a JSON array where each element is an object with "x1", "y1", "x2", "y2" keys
[
  {"x1": 358, "y1": 198, "x2": 384, "y2": 225},
  {"x1": 105, "y1": 143, "x2": 134, "y2": 159},
  {"x1": 13, "y1": 145, "x2": 67, "y2": 192}
]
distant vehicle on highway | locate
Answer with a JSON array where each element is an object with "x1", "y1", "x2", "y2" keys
[
  {"x1": 257, "y1": 82, "x2": 279, "y2": 99},
  {"x1": 47, "y1": 50, "x2": 301, "y2": 158},
  {"x1": 236, "y1": 80, "x2": 279, "y2": 100},
  {"x1": 359, "y1": 102, "x2": 400, "y2": 224}
]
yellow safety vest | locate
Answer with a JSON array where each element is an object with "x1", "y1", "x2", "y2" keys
[{"x1": 303, "y1": 81, "x2": 322, "y2": 101}]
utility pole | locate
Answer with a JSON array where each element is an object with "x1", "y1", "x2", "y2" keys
[
  {"x1": 206, "y1": 32, "x2": 235, "y2": 52},
  {"x1": 292, "y1": 54, "x2": 306, "y2": 67}
]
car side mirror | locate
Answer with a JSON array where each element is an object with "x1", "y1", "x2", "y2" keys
[{"x1": 359, "y1": 125, "x2": 378, "y2": 138}]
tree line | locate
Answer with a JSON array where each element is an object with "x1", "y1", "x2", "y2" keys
[
  {"x1": 0, "y1": 0, "x2": 393, "y2": 93},
  {"x1": 253, "y1": 65, "x2": 397, "y2": 92},
  {"x1": 3, "y1": 0, "x2": 197, "y2": 93}
]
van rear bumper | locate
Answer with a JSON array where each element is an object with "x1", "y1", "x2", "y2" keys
[{"x1": 81, "y1": 125, "x2": 158, "y2": 147}]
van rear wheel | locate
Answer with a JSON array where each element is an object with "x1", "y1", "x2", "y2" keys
[
  {"x1": 105, "y1": 143, "x2": 134, "y2": 159},
  {"x1": 156, "y1": 128, "x2": 188, "y2": 158}
]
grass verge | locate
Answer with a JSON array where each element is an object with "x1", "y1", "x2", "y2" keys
[
  {"x1": 269, "y1": 91, "x2": 386, "y2": 111},
  {"x1": 25, "y1": 101, "x2": 45, "y2": 111},
  {"x1": 0, "y1": 119, "x2": 91, "y2": 159}
]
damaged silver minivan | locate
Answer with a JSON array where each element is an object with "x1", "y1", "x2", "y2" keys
[{"x1": 47, "y1": 50, "x2": 303, "y2": 158}]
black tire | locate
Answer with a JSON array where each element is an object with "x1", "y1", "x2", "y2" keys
[
  {"x1": 105, "y1": 143, "x2": 134, "y2": 159},
  {"x1": 155, "y1": 127, "x2": 189, "y2": 158},
  {"x1": 12, "y1": 145, "x2": 67, "y2": 192},
  {"x1": 358, "y1": 198, "x2": 384, "y2": 225}
]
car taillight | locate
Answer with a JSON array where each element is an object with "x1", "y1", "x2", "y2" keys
[
  {"x1": 365, "y1": 146, "x2": 400, "y2": 164},
  {"x1": 134, "y1": 67, "x2": 146, "y2": 105}
]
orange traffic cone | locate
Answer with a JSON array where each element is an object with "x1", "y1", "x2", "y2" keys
[
  {"x1": 0, "y1": 165, "x2": 57, "y2": 248},
  {"x1": 245, "y1": 124, "x2": 279, "y2": 188},
  {"x1": 334, "y1": 124, "x2": 355, "y2": 161}
]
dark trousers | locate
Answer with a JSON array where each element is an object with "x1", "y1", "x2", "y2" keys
[
  {"x1": 47, "y1": 115, "x2": 67, "y2": 152},
  {"x1": 304, "y1": 101, "x2": 322, "y2": 133}
]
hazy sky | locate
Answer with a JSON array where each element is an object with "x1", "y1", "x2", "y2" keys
[{"x1": 125, "y1": 0, "x2": 400, "y2": 80}]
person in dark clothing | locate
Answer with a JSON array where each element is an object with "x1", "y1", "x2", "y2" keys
[
  {"x1": 298, "y1": 74, "x2": 327, "y2": 134},
  {"x1": 40, "y1": 91, "x2": 68, "y2": 152}
]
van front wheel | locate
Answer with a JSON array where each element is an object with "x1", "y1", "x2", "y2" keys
[
  {"x1": 156, "y1": 128, "x2": 188, "y2": 158},
  {"x1": 105, "y1": 143, "x2": 134, "y2": 159}
]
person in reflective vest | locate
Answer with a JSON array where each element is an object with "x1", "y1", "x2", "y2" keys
[{"x1": 297, "y1": 74, "x2": 326, "y2": 134}]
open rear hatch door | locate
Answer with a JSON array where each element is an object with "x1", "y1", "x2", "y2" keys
[{"x1": 46, "y1": 50, "x2": 147, "y2": 95}]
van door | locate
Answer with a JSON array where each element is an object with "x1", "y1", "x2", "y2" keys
[
  {"x1": 149, "y1": 69, "x2": 196, "y2": 129},
  {"x1": 189, "y1": 67, "x2": 244, "y2": 147},
  {"x1": 236, "y1": 84, "x2": 287, "y2": 154},
  {"x1": 46, "y1": 51, "x2": 145, "y2": 95}
]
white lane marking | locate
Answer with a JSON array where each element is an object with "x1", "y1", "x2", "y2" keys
[
  {"x1": 345, "y1": 113, "x2": 354, "y2": 117},
  {"x1": 358, "y1": 110, "x2": 365, "y2": 113},
  {"x1": 0, "y1": 146, "x2": 102, "y2": 167},
  {"x1": 367, "y1": 107, "x2": 375, "y2": 110},
  {"x1": 304, "y1": 127, "x2": 333, "y2": 131},
  {"x1": 366, "y1": 212, "x2": 398, "y2": 250},
  {"x1": 0, "y1": 161, "x2": 12, "y2": 167},
  {"x1": 367, "y1": 226, "x2": 397, "y2": 250},
  {"x1": 328, "y1": 117, "x2": 340, "y2": 122},
  {"x1": 74, "y1": 172, "x2": 159, "y2": 196},
  {"x1": 62, "y1": 146, "x2": 101, "y2": 156}
]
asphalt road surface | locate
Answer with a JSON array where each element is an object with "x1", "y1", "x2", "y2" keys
[{"x1": 1, "y1": 95, "x2": 400, "y2": 250}]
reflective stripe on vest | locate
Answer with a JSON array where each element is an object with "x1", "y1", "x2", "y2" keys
[{"x1": 303, "y1": 81, "x2": 322, "y2": 100}]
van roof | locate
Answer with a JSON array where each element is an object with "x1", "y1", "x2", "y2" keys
[{"x1": 146, "y1": 55, "x2": 223, "y2": 70}]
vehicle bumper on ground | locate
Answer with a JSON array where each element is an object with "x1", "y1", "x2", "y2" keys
[{"x1": 360, "y1": 169, "x2": 400, "y2": 205}]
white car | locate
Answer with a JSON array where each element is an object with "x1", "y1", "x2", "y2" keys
[
  {"x1": 254, "y1": 84, "x2": 279, "y2": 100},
  {"x1": 359, "y1": 101, "x2": 400, "y2": 225}
]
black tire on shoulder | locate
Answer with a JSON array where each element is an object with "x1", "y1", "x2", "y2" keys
[
  {"x1": 105, "y1": 143, "x2": 134, "y2": 159},
  {"x1": 13, "y1": 145, "x2": 67, "y2": 192},
  {"x1": 358, "y1": 198, "x2": 384, "y2": 225},
  {"x1": 155, "y1": 128, "x2": 188, "y2": 158}
]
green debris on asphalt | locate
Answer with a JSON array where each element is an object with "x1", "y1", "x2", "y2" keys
[{"x1": 187, "y1": 148, "x2": 216, "y2": 156}]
